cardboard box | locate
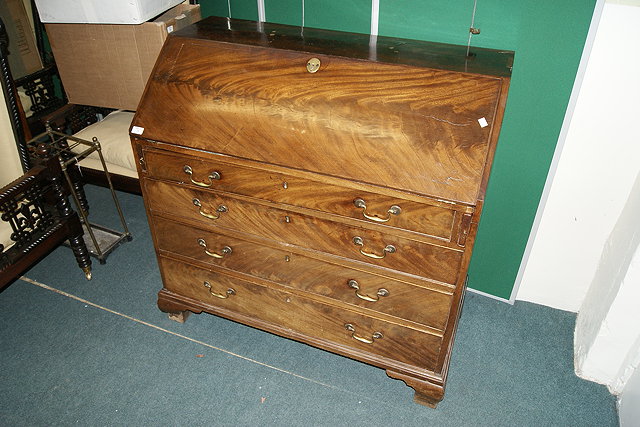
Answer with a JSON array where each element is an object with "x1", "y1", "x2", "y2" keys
[
  {"x1": 0, "y1": 0, "x2": 43, "y2": 79},
  {"x1": 34, "y1": 0, "x2": 184, "y2": 24},
  {"x1": 46, "y1": 4, "x2": 200, "y2": 111}
]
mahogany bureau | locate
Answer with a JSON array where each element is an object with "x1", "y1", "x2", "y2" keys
[{"x1": 130, "y1": 16, "x2": 513, "y2": 407}]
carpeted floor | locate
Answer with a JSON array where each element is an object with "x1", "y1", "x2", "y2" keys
[{"x1": 0, "y1": 186, "x2": 619, "y2": 426}]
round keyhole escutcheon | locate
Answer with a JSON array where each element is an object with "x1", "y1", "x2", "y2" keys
[{"x1": 306, "y1": 58, "x2": 321, "y2": 73}]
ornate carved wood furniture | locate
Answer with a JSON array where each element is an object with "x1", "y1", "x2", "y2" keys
[
  {"x1": 0, "y1": 16, "x2": 91, "y2": 289},
  {"x1": 0, "y1": 155, "x2": 92, "y2": 290},
  {"x1": 131, "y1": 17, "x2": 513, "y2": 407}
]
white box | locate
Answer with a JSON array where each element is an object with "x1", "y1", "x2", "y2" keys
[{"x1": 34, "y1": 0, "x2": 184, "y2": 24}]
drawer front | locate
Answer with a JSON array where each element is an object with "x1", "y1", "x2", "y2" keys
[
  {"x1": 153, "y1": 216, "x2": 453, "y2": 330},
  {"x1": 145, "y1": 180, "x2": 463, "y2": 284},
  {"x1": 159, "y1": 256, "x2": 442, "y2": 370},
  {"x1": 142, "y1": 147, "x2": 458, "y2": 241}
]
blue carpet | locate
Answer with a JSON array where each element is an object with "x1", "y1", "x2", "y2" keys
[{"x1": 0, "y1": 185, "x2": 618, "y2": 425}]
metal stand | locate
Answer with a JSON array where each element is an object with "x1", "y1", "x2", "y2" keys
[{"x1": 28, "y1": 128, "x2": 132, "y2": 264}]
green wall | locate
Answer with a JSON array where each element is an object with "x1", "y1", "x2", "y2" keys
[{"x1": 197, "y1": 0, "x2": 596, "y2": 299}]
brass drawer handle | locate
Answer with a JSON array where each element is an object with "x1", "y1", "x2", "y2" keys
[
  {"x1": 198, "y1": 238, "x2": 232, "y2": 259},
  {"x1": 353, "y1": 198, "x2": 401, "y2": 223},
  {"x1": 192, "y1": 198, "x2": 227, "y2": 220},
  {"x1": 347, "y1": 279, "x2": 389, "y2": 302},
  {"x1": 352, "y1": 236, "x2": 396, "y2": 259},
  {"x1": 344, "y1": 323, "x2": 383, "y2": 344},
  {"x1": 183, "y1": 165, "x2": 221, "y2": 187},
  {"x1": 203, "y1": 281, "x2": 235, "y2": 299}
]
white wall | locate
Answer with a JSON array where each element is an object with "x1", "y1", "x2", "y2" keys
[
  {"x1": 515, "y1": 0, "x2": 640, "y2": 312},
  {"x1": 574, "y1": 172, "x2": 640, "y2": 393},
  {"x1": 619, "y1": 347, "x2": 640, "y2": 426}
]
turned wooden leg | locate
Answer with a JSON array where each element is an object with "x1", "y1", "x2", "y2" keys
[
  {"x1": 386, "y1": 370, "x2": 445, "y2": 408},
  {"x1": 55, "y1": 140, "x2": 90, "y2": 215},
  {"x1": 68, "y1": 234, "x2": 92, "y2": 280},
  {"x1": 68, "y1": 165, "x2": 90, "y2": 215},
  {"x1": 49, "y1": 158, "x2": 92, "y2": 280},
  {"x1": 67, "y1": 211, "x2": 92, "y2": 280}
]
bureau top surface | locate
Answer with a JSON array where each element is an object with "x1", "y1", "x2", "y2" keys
[
  {"x1": 172, "y1": 17, "x2": 514, "y2": 78},
  {"x1": 133, "y1": 17, "x2": 513, "y2": 205}
]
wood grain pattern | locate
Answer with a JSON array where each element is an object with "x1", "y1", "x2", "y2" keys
[
  {"x1": 135, "y1": 37, "x2": 504, "y2": 204},
  {"x1": 136, "y1": 138, "x2": 478, "y2": 211},
  {"x1": 145, "y1": 179, "x2": 463, "y2": 284},
  {"x1": 131, "y1": 17, "x2": 512, "y2": 407},
  {"x1": 152, "y1": 216, "x2": 453, "y2": 330},
  {"x1": 143, "y1": 147, "x2": 458, "y2": 241},
  {"x1": 158, "y1": 255, "x2": 443, "y2": 370}
]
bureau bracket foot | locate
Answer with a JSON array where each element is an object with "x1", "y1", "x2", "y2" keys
[
  {"x1": 386, "y1": 370, "x2": 444, "y2": 408},
  {"x1": 413, "y1": 391, "x2": 440, "y2": 409},
  {"x1": 158, "y1": 289, "x2": 201, "y2": 323},
  {"x1": 168, "y1": 311, "x2": 191, "y2": 323}
]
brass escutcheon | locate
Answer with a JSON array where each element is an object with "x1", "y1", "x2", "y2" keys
[{"x1": 306, "y1": 57, "x2": 321, "y2": 73}]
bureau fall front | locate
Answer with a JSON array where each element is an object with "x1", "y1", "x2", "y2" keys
[{"x1": 130, "y1": 16, "x2": 513, "y2": 407}]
